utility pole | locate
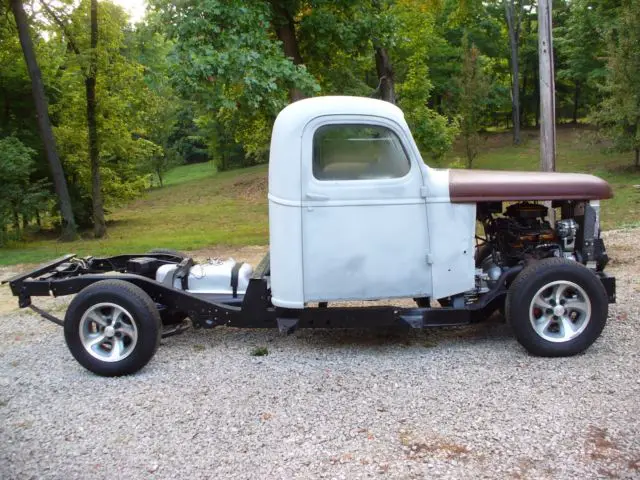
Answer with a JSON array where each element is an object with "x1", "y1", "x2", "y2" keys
[{"x1": 538, "y1": 0, "x2": 556, "y2": 172}]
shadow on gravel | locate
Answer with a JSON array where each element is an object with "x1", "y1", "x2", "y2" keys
[
  {"x1": 292, "y1": 316, "x2": 514, "y2": 350},
  {"x1": 169, "y1": 313, "x2": 515, "y2": 353}
]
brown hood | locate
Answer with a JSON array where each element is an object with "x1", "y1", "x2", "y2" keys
[{"x1": 449, "y1": 169, "x2": 613, "y2": 203}]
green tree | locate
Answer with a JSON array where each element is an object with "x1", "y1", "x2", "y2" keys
[
  {"x1": 126, "y1": 26, "x2": 185, "y2": 185},
  {"x1": 7, "y1": 0, "x2": 77, "y2": 239},
  {"x1": 149, "y1": 0, "x2": 319, "y2": 169},
  {"x1": 592, "y1": 0, "x2": 640, "y2": 167},
  {"x1": 392, "y1": 0, "x2": 458, "y2": 161},
  {"x1": 456, "y1": 37, "x2": 489, "y2": 168},
  {"x1": 555, "y1": 0, "x2": 607, "y2": 123},
  {"x1": 503, "y1": 0, "x2": 525, "y2": 144},
  {"x1": 0, "y1": 137, "x2": 50, "y2": 245},
  {"x1": 45, "y1": 0, "x2": 160, "y2": 225}
]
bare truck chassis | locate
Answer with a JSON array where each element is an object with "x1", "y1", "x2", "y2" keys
[{"x1": 5, "y1": 251, "x2": 615, "y2": 332}]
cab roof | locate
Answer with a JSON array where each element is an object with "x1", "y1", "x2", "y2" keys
[{"x1": 274, "y1": 96, "x2": 406, "y2": 128}]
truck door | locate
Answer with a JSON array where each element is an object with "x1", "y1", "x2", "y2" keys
[{"x1": 301, "y1": 116, "x2": 432, "y2": 303}]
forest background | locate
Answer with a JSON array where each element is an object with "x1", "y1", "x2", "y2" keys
[{"x1": 1, "y1": 0, "x2": 638, "y2": 264}]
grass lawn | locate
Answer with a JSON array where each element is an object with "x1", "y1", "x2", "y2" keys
[
  {"x1": 161, "y1": 160, "x2": 218, "y2": 187},
  {"x1": 0, "y1": 127, "x2": 638, "y2": 266},
  {"x1": 0, "y1": 164, "x2": 269, "y2": 266}
]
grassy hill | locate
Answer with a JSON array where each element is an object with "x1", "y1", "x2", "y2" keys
[{"x1": 0, "y1": 127, "x2": 638, "y2": 266}]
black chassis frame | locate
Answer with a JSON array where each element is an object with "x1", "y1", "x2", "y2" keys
[{"x1": 3, "y1": 252, "x2": 616, "y2": 332}]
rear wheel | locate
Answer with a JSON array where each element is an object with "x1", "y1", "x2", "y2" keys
[
  {"x1": 506, "y1": 258, "x2": 608, "y2": 357},
  {"x1": 64, "y1": 280, "x2": 161, "y2": 376}
]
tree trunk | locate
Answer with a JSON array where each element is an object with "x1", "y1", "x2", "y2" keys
[
  {"x1": 10, "y1": 0, "x2": 77, "y2": 241},
  {"x1": 374, "y1": 46, "x2": 396, "y2": 104},
  {"x1": 505, "y1": 0, "x2": 521, "y2": 145},
  {"x1": 87, "y1": 0, "x2": 106, "y2": 238},
  {"x1": 572, "y1": 81, "x2": 580, "y2": 124},
  {"x1": 520, "y1": 66, "x2": 527, "y2": 127},
  {"x1": 534, "y1": 66, "x2": 540, "y2": 127},
  {"x1": 270, "y1": 1, "x2": 305, "y2": 102},
  {"x1": 3, "y1": 89, "x2": 10, "y2": 127},
  {"x1": 635, "y1": 148, "x2": 639, "y2": 168},
  {"x1": 156, "y1": 167, "x2": 164, "y2": 188},
  {"x1": 12, "y1": 208, "x2": 20, "y2": 233}
]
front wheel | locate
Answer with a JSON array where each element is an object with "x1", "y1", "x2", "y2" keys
[
  {"x1": 506, "y1": 258, "x2": 608, "y2": 357},
  {"x1": 64, "y1": 280, "x2": 161, "y2": 376}
]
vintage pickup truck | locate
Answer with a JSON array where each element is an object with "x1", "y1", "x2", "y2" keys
[{"x1": 4, "y1": 96, "x2": 615, "y2": 376}]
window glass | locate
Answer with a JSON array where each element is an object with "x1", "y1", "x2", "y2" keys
[{"x1": 312, "y1": 124, "x2": 411, "y2": 181}]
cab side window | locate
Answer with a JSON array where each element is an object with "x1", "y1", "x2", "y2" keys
[{"x1": 312, "y1": 124, "x2": 411, "y2": 181}]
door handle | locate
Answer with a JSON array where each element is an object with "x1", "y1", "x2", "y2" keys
[{"x1": 305, "y1": 192, "x2": 329, "y2": 201}]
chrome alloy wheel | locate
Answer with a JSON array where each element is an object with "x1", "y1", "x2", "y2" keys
[
  {"x1": 529, "y1": 280, "x2": 592, "y2": 343},
  {"x1": 79, "y1": 303, "x2": 138, "y2": 362}
]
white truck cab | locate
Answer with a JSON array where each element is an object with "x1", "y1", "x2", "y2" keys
[{"x1": 268, "y1": 96, "x2": 475, "y2": 309}]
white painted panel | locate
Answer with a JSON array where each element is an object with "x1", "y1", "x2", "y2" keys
[
  {"x1": 426, "y1": 202, "x2": 476, "y2": 299},
  {"x1": 302, "y1": 203, "x2": 432, "y2": 301},
  {"x1": 269, "y1": 200, "x2": 304, "y2": 308}
]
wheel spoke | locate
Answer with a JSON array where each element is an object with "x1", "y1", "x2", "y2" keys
[
  {"x1": 110, "y1": 338, "x2": 123, "y2": 360},
  {"x1": 118, "y1": 323, "x2": 137, "y2": 343},
  {"x1": 87, "y1": 334, "x2": 106, "y2": 348},
  {"x1": 87, "y1": 312, "x2": 108, "y2": 327},
  {"x1": 533, "y1": 294, "x2": 553, "y2": 311},
  {"x1": 534, "y1": 316, "x2": 553, "y2": 336},
  {"x1": 554, "y1": 283, "x2": 569, "y2": 305},
  {"x1": 559, "y1": 316, "x2": 577, "y2": 340},
  {"x1": 564, "y1": 298, "x2": 589, "y2": 314},
  {"x1": 112, "y1": 307, "x2": 126, "y2": 324}
]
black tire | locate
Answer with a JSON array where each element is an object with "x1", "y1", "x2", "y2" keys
[
  {"x1": 147, "y1": 248, "x2": 186, "y2": 259},
  {"x1": 506, "y1": 258, "x2": 608, "y2": 357},
  {"x1": 64, "y1": 280, "x2": 162, "y2": 376}
]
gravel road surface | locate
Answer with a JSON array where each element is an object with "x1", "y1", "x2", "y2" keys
[{"x1": 1, "y1": 232, "x2": 639, "y2": 479}]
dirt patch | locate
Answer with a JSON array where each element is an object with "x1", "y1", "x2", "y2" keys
[
  {"x1": 602, "y1": 229, "x2": 640, "y2": 270},
  {"x1": 188, "y1": 245, "x2": 268, "y2": 267},
  {"x1": 229, "y1": 175, "x2": 268, "y2": 202},
  {"x1": 0, "y1": 264, "x2": 37, "y2": 315},
  {"x1": 399, "y1": 430, "x2": 471, "y2": 461},
  {"x1": 586, "y1": 426, "x2": 618, "y2": 460}
]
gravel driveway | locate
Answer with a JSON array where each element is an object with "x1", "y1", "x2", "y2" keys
[{"x1": 1, "y1": 231, "x2": 639, "y2": 479}]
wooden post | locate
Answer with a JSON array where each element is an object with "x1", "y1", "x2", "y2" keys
[{"x1": 538, "y1": 0, "x2": 556, "y2": 172}]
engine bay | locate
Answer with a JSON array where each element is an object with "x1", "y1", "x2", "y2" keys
[
  {"x1": 482, "y1": 202, "x2": 577, "y2": 266},
  {"x1": 463, "y1": 200, "x2": 610, "y2": 305}
]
